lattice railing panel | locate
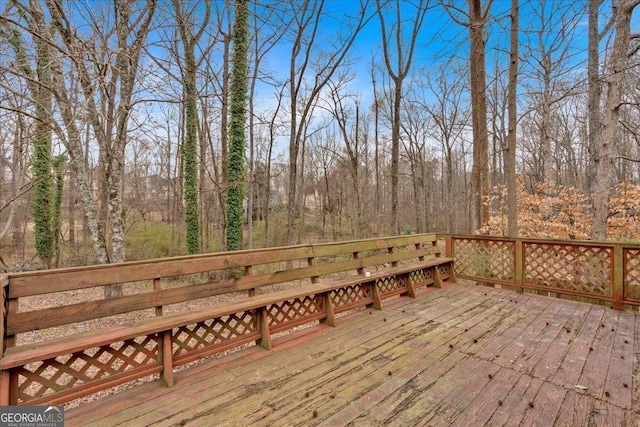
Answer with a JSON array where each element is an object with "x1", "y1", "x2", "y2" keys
[
  {"x1": 172, "y1": 311, "x2": 256, "y2": 357},
  {"x1": 16, "y1": 335, "x2": 159, "y2": 404},
  {"x1": 331, "y1": 284, "x2": 372, "y2": 309},
  {"x1": 624, "y1": 248, "x2": 640, "y2": 301},
  {"x1": 409, "y1": 268, "x2": 433, "y2": 288},
  {"x1": 437, "y1": 264, "x2": 450, "y2": 278},
  {"x1": 524, "y1": 243, "x2": 612, "y2": 296},
  {"x1": 377, "y1": 275, "x2": 404, "y2": 295},
  {"x1": 266, "y1": 295, "x2": 323, "y2": 328},
  {"x1": 453, "y1": 238, "x2": 514, "y2": 281}
]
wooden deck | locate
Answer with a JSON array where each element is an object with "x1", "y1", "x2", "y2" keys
[{"x1": 66, "y1": 283, "x2": 640, "y2": 426}]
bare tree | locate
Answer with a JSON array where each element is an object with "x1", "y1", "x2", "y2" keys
[
  {"x1": 505, "y1": 0, "x2": 518, "y2": 237},
  {"x1": 591, "y1": 0, "x2": 639, "y2": 240},
  {"x1": 376, "y1": 0, "x2": 429, "y2": 235},
  {"x1": 320, "y1": 74, "x2": 366, "y2": 237},
  {"x1": 416, "y1": 63, "x2": 471, "y2": 233},
  {"x1": 246, "y1": 2, "x2": 290, "y2": 248},
  {"x1": 283, "y1": 0, "x2": 372, "y2": 245}
]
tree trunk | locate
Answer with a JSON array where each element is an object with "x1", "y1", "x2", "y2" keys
[
  {"x1": 226, "y1": 0, "x2": 249, "y2": 251},
  {"x1": 587, "y1": 0, "x2": 602, "y2": 196},
  {"x1": 506, "y1": 0, "x2": 518, "y2": 237},
  {"x1": 468, "y1": 0, "x2": 491, "y2": 231}
]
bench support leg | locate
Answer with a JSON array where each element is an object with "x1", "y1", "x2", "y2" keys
[
  {"x1": 371, "y1": 282, "x2": 383, "y2": 310},
  {"x1": 448, "y1": 262, "x2": 458, "y2": 283},
  {"x1": 433, "y1": 267, "x2": 443, "y2": 288},
  {"x1": 405, "y1": 274, "x2": 417, "y2": 298},
  {"x1": 258, "y1": 307, "x2": 272, "y2": 350},
  {"x1": 161, "y1": 331, "x2": 174, "y2": 387},
  {"x1": 321, "y1": 293, "x2": 336, "y2": 327}
]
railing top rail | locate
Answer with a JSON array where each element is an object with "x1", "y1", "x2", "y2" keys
[{"x1": 442, "y1": 234, "x2": 640, "y2": 249}]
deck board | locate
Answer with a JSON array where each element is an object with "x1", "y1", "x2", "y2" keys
[{"x1": 66, "y1": 283, "x2": 640, "y2": 426}]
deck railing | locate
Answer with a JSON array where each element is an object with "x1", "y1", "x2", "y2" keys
[{"x1": 442, "y1": 235, "x2": 640, "y2": 310}]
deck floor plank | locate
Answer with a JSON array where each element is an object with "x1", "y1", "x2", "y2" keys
[
  {"x1": 633, "y1": 313, "x2": 640, "y2": 412},
  {"x1": 575, "y1": 307, "x2": 619, "y2": 402},
  {"x1": 605, "y1": 308, "x2": 636, "y2": 408},
  {"x1": 64, "y1": 283, "x2": 640, "y2": 427}
]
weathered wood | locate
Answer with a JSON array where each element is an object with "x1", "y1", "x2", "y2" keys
[
  {"x1": 550, "y1": 305, "x2": 605, "y2": 386},
  {"x1": 161, "y1": 331, "x2": 173, "y2": 387},
  {"x1": 310, "y1": 233, "x2": 438, "y2": 257},
  {"x1": 0, "y1": 283, "x2": 6, "y2": 358},
  {"x1": 1, "y1": 284, "x2": 328, "y2": 368},
  {"x1": 321, "y1": 293, "x2": 336, "y2": 327},
  {"x1": 370, "y1": 282, "x2": 383, "y2": 310},
  {"x1": 8, "y1": 245, "x2": 316, "y2": 297},
  {"x1": 603, "y1": 308, "x2": 635, "y2": 409},
  {"x1": 84, "y1": 300, "x2": 424, "y2": 426},
  {"x1": 257, "y1": 307, "x2": 271, "y2": 350},
  {"x1": 575, "y1": 308, "x2": 619, "y2": 400},
  {"x1": 2, "y1": 234, "x2": 450, "y2": 406},
  {"x1": 0, "y1": 368, "x2": 9, "y2": 405},
  {"x1": 24, "y1": 363, "x2": 163, "y2": 407},
  {"x1": 614, "y1": 244, "x2": 624, "y2": 309},
  {"x1": 447, "y1": 234, "x2": 640, "y2": 308},
  {"x1": 6, "y1": 264, "x2": 320, "y2": 334},
  {"x1": 60, "y1": 283, "x2": 640, "y2": 426}
]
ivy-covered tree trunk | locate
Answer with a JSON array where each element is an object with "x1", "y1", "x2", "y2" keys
[
  {"x1": 182, "y1": 49, "x2": 200, "y2": 255},
  {"x1": 52, "y1": 155, "x2": 66, "y2": 267},
  {"x1": 30, "y1": 16, "x2": 54, "y2": 269},
  {"x1": 226, "y1": 0, "x2": 249, "y2": 251},
  {"x1": 172, "y1": 0, "x2": 211, "y2": 255}
]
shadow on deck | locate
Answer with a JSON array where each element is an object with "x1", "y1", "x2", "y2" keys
[{"x1": 67, "y1": 283, "x2": 640, "y2": 426}]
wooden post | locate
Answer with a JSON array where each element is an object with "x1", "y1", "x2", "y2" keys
[
  {"x1": 258, "y1": 307, "x2": 272, "y2": 350},
  {"x1": 154, "y1": 278, "x2": 174, "y2": 387},
  {"x1": 354, "y1": 252, "x2": 364, "y2": 275},
  {"x1": 0, "y1": 277, "x2": 9, "y2": 405},
  {"x1": 6, "y1": 298, "x2": 17, "y2": 404},
  {"x1": 388, "y1": 247, "x2": 398, "y2": 268},
  {"x1": 161, "y1": 331, "x2": 174, "y2": 387},
  {"x1": 431, "y1": 240, "x2": 441, "y2": 258},
  {"x1": 613, "y1": 244, "x2": 624, "y2": 310},
  {"x1": 0, "y1": 276, "x2": 7, "y2": 359},
  {"x1": 444, "y1": 235, "x2": 454, "y2": 258},
  {"x1": 245, "y1": 266, "x2": 256, "y2": 296},
  {"x1": 153, "y1": 278, "x2": 163, "y2": 317},
  {"x1": 0, "y1": 369, "x2": 9, "y2": 405},
  {"x1": 515, "y1": 239, "x2": 524, "y2": 293},
  {"x1": 308, "y1": 257, "x2": 319, "y2": 284}
]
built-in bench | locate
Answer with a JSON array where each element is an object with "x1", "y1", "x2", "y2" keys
[{"x1": 0, "y1": 233, "x2": 455, "y2": 406}]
